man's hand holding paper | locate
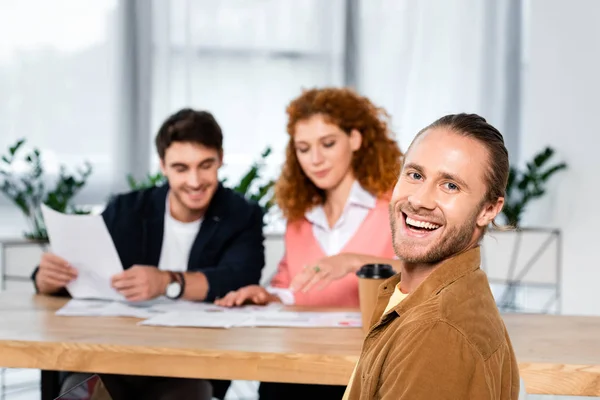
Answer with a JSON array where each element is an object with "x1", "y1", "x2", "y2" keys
[
  {"x1": 111, "y1": 266, "x2": 170, "y2": 302},
  {"x1": 40, "y1": 204, "x2": 126, "y2": 301},
  {"x1": 35, "y1": 252, "x2": 78, "y2": 295}
]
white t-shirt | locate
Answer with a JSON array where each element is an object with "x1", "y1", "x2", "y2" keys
[{"x1": 157, "y1": 194, "x2": 202, "y2": 272}]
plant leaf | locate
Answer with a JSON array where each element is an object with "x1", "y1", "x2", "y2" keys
[
  {"x1": 9, "y1": 139, "x2": 25, "y2": 156},
  {"x1": 501, "y1": 146, "x2": 567, "y2": 227}
]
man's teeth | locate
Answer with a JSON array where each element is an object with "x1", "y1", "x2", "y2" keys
[{"x1": 406, "y1": 217, "x2": 440, "y2": 230}]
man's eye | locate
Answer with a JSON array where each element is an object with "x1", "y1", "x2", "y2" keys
[
  {"x1": 444, "y1": 182, "x2": 459, "y2": 191},
  {"x1": 408, "y1": 172, "x2": 422, "y2": 180}
]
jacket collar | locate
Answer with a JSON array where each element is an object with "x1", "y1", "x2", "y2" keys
[{"x1": 370, "y1": 246, "x2": 482, "y2": 328}]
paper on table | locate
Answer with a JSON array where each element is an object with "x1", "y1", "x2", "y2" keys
[
  {"x1": 148, "y1": 299, "x2": 284, "y2": 314},
  {"x1": 56, "y1": 299, "x2": 160, "y2": 319},
  {"x1": 140, "y1": 310, "x2": 363, "y2": 329},
  {"x1": 139, "y1": 311, "x2": 252, "y2": 328},
  {"x1": 41, "y1": 204, "x2": 124, "y2": 301},
  {"x1": 55, "y1": 299, "x2": 112, "y2": 316},
  {"x1": 55, "y1": 297, "x2": 284, "y2": 319},
  {"x1": 239, "y1": 311, "x2": 363, "y2": 328}
]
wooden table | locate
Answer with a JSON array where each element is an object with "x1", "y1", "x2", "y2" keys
[{"x1": 0, "y1": 294, "x2": 599, "y2": 397}]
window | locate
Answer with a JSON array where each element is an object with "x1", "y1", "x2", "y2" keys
[
  {"x1": 0, "y1": 0, "x2": 121, "y2": 204},
  {"x1": 150, "y1": 0, "x2": 347, "y2": 184}
]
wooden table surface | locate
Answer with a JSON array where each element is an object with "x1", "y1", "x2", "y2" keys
[{"x1": 0, "y1": 294, "x2": 599, "y2": 396}]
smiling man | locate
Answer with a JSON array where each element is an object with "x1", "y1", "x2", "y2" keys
[
  {"x1": 32, "y1": 108, "x2": 264, "y2": 399},
  {"x1": 343, "y1": 114, "x2": 520, "y2": 399}
]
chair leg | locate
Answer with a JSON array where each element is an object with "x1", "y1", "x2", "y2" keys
[{"x1": 41, "y1": 370, "x2": 61, "y2": 400}]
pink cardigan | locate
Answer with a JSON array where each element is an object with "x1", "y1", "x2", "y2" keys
[{"x1": 270, "y1": 197, "x2": 395, "y2": 307}]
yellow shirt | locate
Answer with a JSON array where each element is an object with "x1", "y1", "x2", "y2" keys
[{"x1": 342, "y1": 284, "x2": 409, "y2": 400}]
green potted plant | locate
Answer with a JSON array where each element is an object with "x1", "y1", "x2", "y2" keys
[
  {"x1": 126, "y1": 146, "x2": 276, "y2": 217},
  {"x1": 224, "y1": 147, "x2": 276, "y2": 215},
  {"x1": 126, "y1": 171, "x2": 166, "y2": 191},
  {"x1": 0, "y1": 139, "x2": 93, "y2": 241},
  {"x1": 484, "y1": 146, "x2": 567, "y2": 314},
  {"x1": 501, "y1": 146, "x2": 567, "y2": 228}
]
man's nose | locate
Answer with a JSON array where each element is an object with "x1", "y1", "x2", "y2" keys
[
  {"x1": 407, "y1": 183, "x2": 436, "y2": 210},
  {"x1": 186, "y1": 172, "x2": 201, "y2": 187}
]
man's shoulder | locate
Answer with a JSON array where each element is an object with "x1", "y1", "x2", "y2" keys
[
  {"x1": 218, "y1": 186, "x2": 260, "y2": 208},
  {"x1": 435, "y1": 269, "x2": 508, "y2": 358},
  {"x1": 394, "y1": 269, "x2": 507, "y2": 358},
  {"x1": 105, "y1": 185, "x2": 165, "y2": 215},
  {"x1": 215, "y1": 186, "x2": 262, "y2": 218}
]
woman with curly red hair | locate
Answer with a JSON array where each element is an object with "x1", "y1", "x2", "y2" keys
[{"x1": 216, "y1": 87, "x2": 403, "y2": 399}]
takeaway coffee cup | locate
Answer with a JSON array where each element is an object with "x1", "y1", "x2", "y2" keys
[{"x1": 356, "y1": 264, "x2": 395, "y2": 333}]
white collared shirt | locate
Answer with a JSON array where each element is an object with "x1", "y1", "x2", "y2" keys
[
  {"x1": 304, "y1": 181, "x2": 376, "y2": 256},
  {"x1": 267, "y1": 181, "x2": 377, "y2": 304}
]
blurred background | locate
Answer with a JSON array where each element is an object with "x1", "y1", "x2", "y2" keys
[{"x1": 0, "y1": 1, "x2": 598, "y2": 399}]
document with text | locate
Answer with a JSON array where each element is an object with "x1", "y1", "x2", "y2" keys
[
  {"x1": 55, "y1": 297, "x2": 284, "y2": 318},
  {"x1": 139, "y1": 309, "x2": 362, "y2": 329},
  {"x1": 41, "y1": 204, "x2": 124, "y2": 301},
  {"x1": 55, "y1": 295, "x2": 361, "y2": 328}
]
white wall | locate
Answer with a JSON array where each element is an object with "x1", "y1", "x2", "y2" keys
[
  {"x1": 261, "y1": 234, "x2": 285, "y2": 286},
  {"x1": 521, "y1": 0, "x2": 600, "y2": 315},
  {"x1": 0, "y1": 207, "x2": 26, "y2": 237}
]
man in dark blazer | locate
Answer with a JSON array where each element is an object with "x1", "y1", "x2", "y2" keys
[{"x1": 31, "y1": 108, "x2": 265, "y2": 400}]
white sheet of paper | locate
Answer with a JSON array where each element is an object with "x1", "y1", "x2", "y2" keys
[
  {"x1": 239, "y1": 311, "x2": 363, "y2": 328},
  {"x1": 41, "y1": 204, "x2": 125, "y2": 301},
  {"x1": 55, "y1": 299, "x2": 112, "y2": 316},
  {"x1": 148, "y1": 300, "x2": 284, "y2": 314},
  {"x1": 139, "y1": 310, "x2": 362, "y2": 329},
  {"x1": 55, "y1": 298, "x2": 284, "y2": 319},
  {"x1": 139, "y1": 311, "x2": 252, "y2": 328},
  {"x1": 56, "y1": 299, "x2": 159, "y2": 319}
]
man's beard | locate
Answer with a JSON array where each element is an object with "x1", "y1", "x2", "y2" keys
[
  {"x1": 389, "y1": 204, "x2": 478, "y2": 264},
  {"x1": 172, "y1": 184, "x2": 214, "y2": 213}
]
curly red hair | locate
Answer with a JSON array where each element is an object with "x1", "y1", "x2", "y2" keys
[{"x1": 275, "y1": 87, "x2": 403, "y2": 222}]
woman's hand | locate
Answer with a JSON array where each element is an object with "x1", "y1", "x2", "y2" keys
[
  {"x1": 215, "y1": 285, "x2": 281, "y2": 307},
  {"x1": 289, "y1": 253, "x2": 361, "y2": 293}
]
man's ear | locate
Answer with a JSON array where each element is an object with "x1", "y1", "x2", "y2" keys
[
  {"x1": 159, "y1": 159, "x2": 167, "y2": 175},
  {"x1": 217, "y1": 149, "x2": 224, "y2": 168},
  {"x1": 476, "y1": 197, "x2": 504, "y2": 227},
  {"x1": 349, "y1": 129, "x2": 362, "y2": 152}
]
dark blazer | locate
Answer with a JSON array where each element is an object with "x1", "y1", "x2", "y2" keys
[{"x1": 32, "y1": 183, "x2": 266, "y2": 302}]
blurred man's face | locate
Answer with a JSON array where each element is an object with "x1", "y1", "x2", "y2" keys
[{"x1": 160, "y1": 141, "x2": 222, "y2": 221}]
